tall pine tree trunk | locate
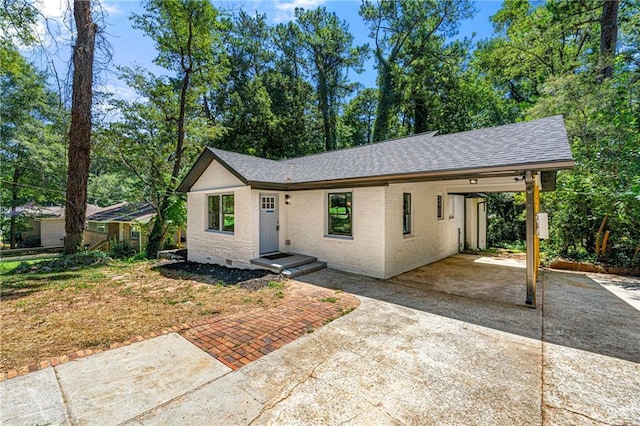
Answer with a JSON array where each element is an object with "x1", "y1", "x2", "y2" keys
[
  {"x1": 64, "y1": 0, "x2": 96, "y2": 254},
  {"x1": 318, "y1": 71, "x2": 333, "y2": 152},
  {"x1": 373, "y1": 63, "x2": 395, "y2": 142},
  {"x1": 412, "y1": 93, "x2": 429, "y2": 134},
  {"x1": 599, "y1": 0, "x2": 619, "y2": 80}
]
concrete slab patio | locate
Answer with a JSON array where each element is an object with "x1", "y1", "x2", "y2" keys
[
  {"x1": 1, "y1": 333, "x2": 232, "y2": 425},
  {"x1": 2, "y1": 255, "x2": 639, "y2": 425}
]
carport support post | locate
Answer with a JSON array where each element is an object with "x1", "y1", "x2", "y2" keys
[{"x1": 525, "y1": 170, "x2": 537, "y2": 308}]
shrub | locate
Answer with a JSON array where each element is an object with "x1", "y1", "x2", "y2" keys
[
  {"x1": 127, "y1": 251, "x2": 148, "y2": 262},
  {"x1": 109, "y1": 241, "x2": 137, "y2": 259},
  {"x1": 14, "y1": 250, "x2": 111, "y2": 274}
]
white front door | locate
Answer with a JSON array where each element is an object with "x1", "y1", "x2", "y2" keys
[{"x1": 259, "y1": 194, "x2": 279, "y2": 254}]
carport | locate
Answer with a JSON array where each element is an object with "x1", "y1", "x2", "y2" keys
[{"x1": 446, "y1": 170, "x2": 562, "y2": 307}]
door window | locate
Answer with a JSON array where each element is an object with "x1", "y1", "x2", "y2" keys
[{"x1": 261, "y1": 196, "x2": 276, "y2": 210}]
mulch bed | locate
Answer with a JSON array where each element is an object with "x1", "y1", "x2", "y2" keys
[{"x1": 155, "y1": 261, "x2": 283, "y2": 290}]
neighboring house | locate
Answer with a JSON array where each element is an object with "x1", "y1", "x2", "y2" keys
[
  {"x1": 7, "y1": 203, "x2": 104, "y2": 248},
  {"x1": 177, "y1": 116, "x2": 574, "y2": 280},
  {"x1": 6, "y1": 202, "x2": 165, "y2": 251},
  {"x1": 84, "y1": 202, "x2": 156, "y2": 251}
]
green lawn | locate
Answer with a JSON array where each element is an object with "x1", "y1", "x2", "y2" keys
[{"x1": 0, "y1": 258, "x2": 52, "y2": 274}]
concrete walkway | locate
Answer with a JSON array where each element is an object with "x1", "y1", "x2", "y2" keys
[{"x1": 2, "y1": 255, "x2": 639, "y2": 425}]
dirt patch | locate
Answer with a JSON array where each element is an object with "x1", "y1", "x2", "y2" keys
[{"x1": 0, "y1": 260, "x2": 286, "y2": 372}]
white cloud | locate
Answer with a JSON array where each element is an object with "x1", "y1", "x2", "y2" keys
[
  {"x1": 95, "y1": 83, "x2": 144, "y2": 122},
  {"x1": 101, "y1": 0, "x2": 122, "y2": 16},
  {"x1": 103, "y1": 83, "x2": 139, "y2": 102},
  {"x1": 32, "y1": 0, "x2": 73, "y2": 48},
  {"x1": 32, "y1": 0, "x2": 121, "y2": 46},
  {"x1": 37, "y1": 0, "x2": 69, "y2": 21},
  {"x1": 271, "y1": 0, "x2": 326, "y2": 23}
]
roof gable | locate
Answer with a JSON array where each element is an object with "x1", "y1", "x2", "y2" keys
[{"x1": 191, "y1": 159, "x2": 244, "y2": 191}]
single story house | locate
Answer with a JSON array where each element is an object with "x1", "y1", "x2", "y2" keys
[
  {"x1": 84, "y1": 202, "x2": 156, "y2": 251},
  {"x1": 7, "y1": 202, "x2": 168, "y2": 251},
  {"x1": 177, "y1": 115, "x2": 574, "y2": 281},
  {"x1": 8, "y1": 203, "x2": 104, "y2": 248}
]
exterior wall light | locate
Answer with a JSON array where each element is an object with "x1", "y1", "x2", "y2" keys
[
  {"x1": 469, "y1": 178, "x2": 478, "y2": 184},
  {"x1": 285, "y1": 194, "x2": 291, "y2": 205}
]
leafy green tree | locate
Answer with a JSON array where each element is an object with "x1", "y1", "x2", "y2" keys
[
  {"x1": 292, "y1": 7, "x2": 368, "y2": 151},
  {"x1": 87, "y1": 130, "x2": 144, "y2": 206},
  {"x1": 119, "y1": 0, "x2": 227, "y2": 257},
  {"x1": 270, "y1": 20, "x2": 323, "y2": 157},
  {"x1": 340, "y1": 87, "x2": 377, "y2": 146},
  {"x1": 476, "y1": 0, "x2": 639, "y2": 265},
  {"x1": 0, "y1": 0, "x2": 39, "y2": 46},
  {"x1": 400, "y1": 37, "x2": 521, "y2": 136},
  {"x1": 533, "y1": 72, "x2": 639, "y2": 264},
  {"x1": 359, "y1": 0, "x2": 473, "y2": 141},
  {"x1": 486, "y1": 193, "x2": 526, "y2": 246},
  {"x1": 474, "y1": 0, "x2": 613, "y2": 105},
  {"x1": 208, "y1": 12, "x2": 279, "y2": 158},
  {"x1": 0, "y1": 44, "x2": 66, "y2": 247}
]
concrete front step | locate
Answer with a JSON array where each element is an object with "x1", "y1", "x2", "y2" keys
[
  {"x1": 282, "y1": 261, "x2": 327, "y2": 278},
  {"x1": 250, "y1": 254, "x2": 318, "y2": 273}
]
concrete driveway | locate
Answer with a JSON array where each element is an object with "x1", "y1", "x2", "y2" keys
[{"x1": 2, "y1": 255, "x2": 639, "y2": 425}]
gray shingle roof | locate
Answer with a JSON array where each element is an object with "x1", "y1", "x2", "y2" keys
[
  {"x1": 212, "y1": 149, "x2": 294, "y2": 183},
  {"x1": 8, "y1": 203, "x2": 105, "y2": 218},
  {"x1": 87, "y1": 202, "x2": 155, "y2": 222},
  {"x1": 178, "y1": 115, "x2": 574, "y2": 191}
]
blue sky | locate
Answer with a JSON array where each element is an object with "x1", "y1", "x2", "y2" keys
[{"x1": 33, "y1": 0, "x2": 503, "y2": 100}]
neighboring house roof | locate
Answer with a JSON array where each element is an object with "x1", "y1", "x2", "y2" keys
[
  {"x1": 87, "y1": 202, "x2": 155, "y2": 223},
  {"x1": 8, "y1": 203, "x2": 104, "y2": 219},
  {"x1": 178, "y1": 115, "x2": 574, "y2": 192}
]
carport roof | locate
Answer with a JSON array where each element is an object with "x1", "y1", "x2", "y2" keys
[{"x1": 177, "y1": 115, "x2": 574, "y2": 192}]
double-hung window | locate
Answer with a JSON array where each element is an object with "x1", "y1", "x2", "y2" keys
[
  {"x1": 131, "y1": 225, "x2": 141, "y2": 240},
  {"x1": 208, "y1": 194, "x2": 235, "y2": 233},
  {"x1": 328, "y1": 192, "x2": 352, "y2": 236},
  {"x1": 403, "y1": 193, "x2": 412, "y2": 235}
]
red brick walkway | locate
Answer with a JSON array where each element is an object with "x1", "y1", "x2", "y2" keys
[{"x1": 180, "y1": 282, "x2": 360, "y2": 370}]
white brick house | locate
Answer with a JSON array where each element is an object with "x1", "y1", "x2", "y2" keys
[{"x1": 178, "y1": 116, "x2": 574, "y2": 279}]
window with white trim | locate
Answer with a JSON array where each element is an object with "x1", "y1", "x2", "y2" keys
[
  {"x1": 261, "y1": 196, "x2": 276, "y2": 210},
  {"x1": 97, "y1": 223, "x2": 106, "y2": 233},
  {"x1": 208, "y1": 194, "x2": 234, "y2": 233},
  {"x1": 131, "y1": 225, "x2": 141, "y2": 240}
]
